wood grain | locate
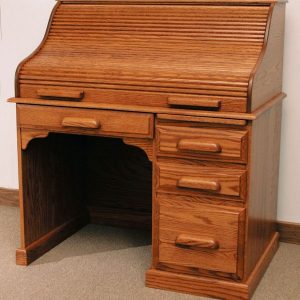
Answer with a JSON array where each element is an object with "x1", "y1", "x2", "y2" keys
[
  {"x1": 61, "y1": 117, "x2": 100, "y2": 129},
  {"x1": 20, "y1": 128, "x2": 50, "y2": 150},
  {"x1": 3, "y1": 187, "x2": 298, "y2": 246},
  {"x1": 175, "y1": 234, "x2": 219, "y2": 250},
  {"x1": 37, "y1": 88, "x2": 84, "y2": 100},
  {"x1": 146, "y1": 233, "x2": 279, "y2": 300},
  {"x1": 16, "y1": 1, "x2": 276, "y2": 113},
  {"x1": 157, "y1": 123, "x2": 248, "y2": 163},
  {"x1": 20, "y1": 84, "x2": 247, "y2": 113},
  {"x1": 156, "y1": 113, "x2": 247, "y2": 126},
  {"x1": 10, "y1": 0, "x2": 286, "y2": 298},
  {"x1": 250, "y1": 3, "x2": 285, "y2": 110},
  {"x1": 16, "y1": 212, "x2": 89, "y2": 266},
  {"x1": 158, "y1": 161, "x2": 247, "y2": 199},
  {"x1": 177, "y1": 177, "x2": 221, "y2": 192},
  {"x1": 167, "y1": 96, "x2": 221, "y2": 109},
  {"x1": 88, "y1": 207, "x2": 151, "y2": 229},
  {"x1": 244, "y1": 100, "x2": 282, "y2": 277},
  {"x1": 158, "y1": 195, "x2": 245, "y2": 277},
  {"x1": 84, "y1": 136, "x2": 153, "y2": 228},
  {"x1": 19, "y1": 133, "x2": 89, "y2": 247},
  {"x1": 8, "y1": 92, "x2": 287, "y2": 120},
  {"x1": 177, "y1": 139, "x2": 222, "y2": 153},
  {"x1": 123, "y1": 137, "x2": 154, "y2": 161},
  {"x1": 17, "y1": 104, "x2": 154, "y2": 139}
]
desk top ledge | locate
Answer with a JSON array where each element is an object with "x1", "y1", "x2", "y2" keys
[{"x1": 8, "y1": 93, "x2": 286, "y2": 121}]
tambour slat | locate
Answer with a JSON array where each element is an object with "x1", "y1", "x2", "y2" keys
[{"x1": 19, "y1": 2, "x2": 271, "y2": 106}]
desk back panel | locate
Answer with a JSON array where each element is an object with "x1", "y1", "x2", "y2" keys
[{"x1": 84, "y1": 137, "x2": 152, "y2": 229}]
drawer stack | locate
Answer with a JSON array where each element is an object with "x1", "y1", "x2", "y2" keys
[
  {"x1": 148, "y1": 101, "x2": 282, "y2": 300},
  {"x1": 153, "y1": 116, "x2": 249, "y2": 280}
]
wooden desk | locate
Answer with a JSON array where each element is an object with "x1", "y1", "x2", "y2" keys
[{"x1": 10, "y1": 1, "x2": 286, "y2": 299}]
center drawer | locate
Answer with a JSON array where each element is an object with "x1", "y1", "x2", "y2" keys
[
  {"x1": 17, "y1": 104, "x2": 154, "y2": 138},
  {"x1": 157, "y1": 162, "x2": 247, "y2": 201},
  {"x1": 158, "y1": 195, "x2": 245, "y2": 278}
]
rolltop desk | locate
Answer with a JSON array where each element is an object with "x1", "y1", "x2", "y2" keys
[{"x1": 9, "y1": 0, "x2": 286, "y2": 299}]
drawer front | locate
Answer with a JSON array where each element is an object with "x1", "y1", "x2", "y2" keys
[
  {"x1": 157, "y1": 162, "x2": 247, "y2": 200},
  {"x1": 157, "y1": 125, "x2": 248, "y2": 163},
  {"x1": 20, "y1": 84, "x2": 247, "y2": 113},
  {"x1": 17, "y1": 105, "x2": 154, "y2": 138},
  {"x1": 158, "y1": 196, "x2": 245, "y2": 277}
]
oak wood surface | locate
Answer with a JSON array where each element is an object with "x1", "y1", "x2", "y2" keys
[
  {"x1": 167, "y1": 96, "x2": 221, "y2": 109},
  {"x1": 15, "y1": 1, "x2": 283, "y2": 113},
  {"x1": 175, "y1": 234, "x2": 220, "y2": 250},
  {"x1": 8, "y1": 92, "x2": 286, "y2": 120},
  {"x1": 18, "y1": 104, "x2": 154, "y2": 138},
  {"x1": 37, "y1": 88, "x2": 84, "y2": 100},
  {"x1": 157, "y1": 161, "x2": 247, "y2": 199},
  {"x1": 177, "y1": 139, "x2": 222, "y2": 153},
  {"x1": 61, "y1": 117, "x2": 101, "y2": 129},
  {"x1": 158, "y1": 195, "x2": 245, "y2": 276},
  {"x1": 177, "y1": 176, "x2": 221, "y2": 192},
  {"x1": 88, "y1": 207, "x2": 152, "y2": 229},
  {"x1": 18, "y1": 133, "x2": 88, "y2": 247},
  {"x1": 20, "y1": 84, "x2": 247, "y2": 113},
  {"x1": 20, "y1": 2, "x2": 269, "y2": 94},
  {"x1": 146, "y1": 233, "x2": 279, "y2": 300},
  {"x1": 157, "y1": 123, "x2": 248, "y2": 163},
  {"x1": 3, "y1": 189, "x2": 298, "y2": 245},
  {"x1": 156, "y1": 113, "x2": 248, "y2": 126},
  {"x1": 10, "y1": 0, "x2": 286, "y2": 298},
  {"x1": 250, "y1": 3, "x2": 285, "y2": 110},
  {"x1": 244, "y1": 100, "x2": 282, "y2": 277},
  {"x1": 84, "y1": 136, "x2": 153, "y2": 228},
  {"x1": 20, "y1": 128, "x2": 50, "y2": 150},
  {"x1": 16, "y1": 212, "x2": 89, "y2": 266}
]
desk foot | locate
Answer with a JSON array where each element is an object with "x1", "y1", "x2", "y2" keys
[
  {"x1": 146, "y1": 232, "x2": 279, "y2": 300},
  {"x1": 16, "y1": 212, "x2": 89, "y2": 266}
]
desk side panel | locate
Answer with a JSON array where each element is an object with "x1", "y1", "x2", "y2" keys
[
  {"x1": 244, "y1": 100, "x2": 282, "y2": 277},
  {"x1": 250, "y1": 3, "x2": 285, "y2": 111}
]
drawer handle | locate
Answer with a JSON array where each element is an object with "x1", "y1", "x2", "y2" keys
[
  {"x1": 178, "y1": 139, "x2": 222, "y2": 153},
  {"x1": 175, "y1": 234, "x2": 219, "y2": 251},
  {"x1": 37, "y1": 89, "x2": 84, "y2": 101},
  {"x1": 177, "y1": 177, "x2": 220, "y2": 192},
  {"x1": 167, "y1": 96, "x2": 220, "y2": 109},
  {"x1": 62, "y1": 117, "x2": 100, "y2": 129}
]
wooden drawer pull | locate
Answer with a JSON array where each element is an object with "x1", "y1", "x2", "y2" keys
[
  {"x1": 167, "y1": 96, "x2": 220, "y2": 109},
  {"x1": 175, "y1": 234, "x2": 219, "y2": 251},
  {"x1": 178, "y1": 139, "x2": 222, "y2": 153},
  {"x1": 177, "y1": 177, "x2": 220, "y2": 192},
  {"x1": 37, "y1": 89, "x2": 84, "y2": 101},
  {"x1": 62, "y1": 117, "x2": 100, "y2": 129}
]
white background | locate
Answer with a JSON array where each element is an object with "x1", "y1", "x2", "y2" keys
[{"x1": 0, "y1": 0, "x2": 299, "y2": 222}]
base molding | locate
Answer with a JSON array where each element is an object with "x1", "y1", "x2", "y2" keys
[
  {"x1": 0, "y1": 188, "x2": 19, "y2": 207},
  {"x1": 16, "y1": 212, "x2": 89, "y2": 266},
  {"x1": 146, "y1": 233, "x2": 279, "y2": 300},
  {"x1": 277, "y1": 221, "x2": 300, "y2": 245}
]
